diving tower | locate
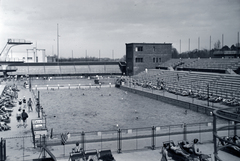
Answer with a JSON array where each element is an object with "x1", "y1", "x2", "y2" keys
[{"x1": 0, "y1": 39, "x2": 32, "y2": 76}]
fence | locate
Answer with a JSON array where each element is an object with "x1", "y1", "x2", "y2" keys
[
  {"x1": 0, "y1": 138, "x2": 6, "y2": 161},
  {"x1": 34, "y1": 122, "x2": 215, "y2": 158},
  {"x1": 1, "y1": 121, "x2": 238, "y2": 160}
]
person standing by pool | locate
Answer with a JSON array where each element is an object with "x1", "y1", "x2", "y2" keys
[
  {"x1": 21, "y1": 109, "x2": 28, "y2": 128},
  {"x1": 27, "y1": 98, "x2": 33, "y2": 112},
  {"x1": 18, "y1": 99, "x2": 22, "y2": 109},
  {"x1": 16, "y1": 108, "x2": 22, "y2": 128},
  {"x1": 23, "y1": 96, "x2": 26, "y2": 109}
]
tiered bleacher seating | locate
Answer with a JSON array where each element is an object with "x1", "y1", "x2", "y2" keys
[
  {"x1": 159, "y1": 59, "x2": 182, "y2": 68},
  {"x1": 5, "y1": 64, "x2": 121, "y2": 76},
  {"x1": 44, "y1": 66, "x2": 60, "y2": 74},
  {"x1": 28, "y1": 66, "x2": 45, "y2": 74},
  {"x1": 11, "y1": 66, "x2": 28, "y2": 75},
  {"x1": 213, "y1": 75, "x2": 240, "y2": 98},
  {"x1": 75, "y1": 65, "x2": 91, "y2": 73},
  {"x1": 132, "y1": 69, "x2": 240, "y2": 106},
  {"x1": 60, "y1": 65, "x2": 76, "y2": 74},
  {"x1": 89, "y1": 65, "x2": 105, "y2": 73},
  {"x1": 177, "y1": 58, "x2": 240, "y2": 71},
  {"x1": 104, "y1": 65, "x2": 122, "y2": 73},
  {"x1": 159, "y1": 58, "x2": 198, "y2": 69}
]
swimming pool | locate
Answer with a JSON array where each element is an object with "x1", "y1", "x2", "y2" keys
[{"x1": 39, "y1": 86, "x2": 219, "y2": 134}]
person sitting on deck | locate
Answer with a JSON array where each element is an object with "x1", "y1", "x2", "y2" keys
[
  {"x1": 169, "y1": 143, "x2": 190, "y2": 158},
  {"x1": 0, "y1": 113, "x2": 9, "y2": 120},
  {"x1": 233, "y1": 135, "x2": 240, "y2": 145},
  {"x1": 182, "y1": 140, "x2": 192, "y2": 149},
  {"x1": 0, "y1": 122, "x2": 11, "y2": 131},
  {"x1": 232, "y1": 135, "x2": 240, "y2": 151},
  {"x1": 74, "y1": 142, "x2": 82, "y2": 153}
]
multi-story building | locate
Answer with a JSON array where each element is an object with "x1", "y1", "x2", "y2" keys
[{"x1": 125, "y1": 43, "x2": 172, "y2": 75}]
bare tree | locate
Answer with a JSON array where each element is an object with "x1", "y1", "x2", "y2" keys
[{"x1": 214, "y1": 40, "x2": 221, "y2": 49}]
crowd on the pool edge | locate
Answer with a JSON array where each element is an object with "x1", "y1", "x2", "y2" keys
[
  {"x1": 0, "y1": 82, "x2": 33, "y2": 131},
  {"x1": 116, "y1": 74, "x2": 240, "y2": 108}
]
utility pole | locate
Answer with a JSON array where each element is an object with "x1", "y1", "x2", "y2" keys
[
  {"x1": 222, "y1": 34, "x2": 224, "y2": 48},
  {"x1": 112, "y1": 50, "x2": 114, "y2": 60},
  {"x1": 99, "y1": 50, "x2": 101, "y2": 61},
  {"x1": 238, "y1": 32, "x2": 239, "y2": 55},
  {"x1": 57, "y1": 24, "x2": 60, "y2": 62},
  {"x1": 210, "y1": 36, "x2": 211, "y2": 50},
  {"x1": 180, "y1": 39, "x2": 181, "y2": 54},
  {"x1": 198, "y1": 37, "x2": 200, "y2": 51},
  {"x1": 188, "y1": 38, "x2": 190, "y2": 51},
  {"x1": 207, "y1": 84, "x2": 209, "y2": 107}
]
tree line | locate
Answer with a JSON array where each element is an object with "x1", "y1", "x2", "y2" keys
[{"x1": 172, "y1": 41, "x2": 240, "y2": 59}]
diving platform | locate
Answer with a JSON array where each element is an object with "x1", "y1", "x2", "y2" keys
[
  {"x1": 0, "y1": 38, "x2": 32, "y2": 76},
  {"x1": 7, "y1": 39, "x2": 32, "y2": 45}
]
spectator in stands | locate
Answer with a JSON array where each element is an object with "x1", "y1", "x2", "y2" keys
[
  {"x1": 27, "y1": 98, "x2": 33, "y2": 112},
  {"x1": 21, "y1": 109, "x2": 28, "y2": 128}
]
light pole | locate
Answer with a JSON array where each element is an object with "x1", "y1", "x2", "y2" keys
[{"x1": 207, "y1": 83, "x2": 209, "y2": 107}]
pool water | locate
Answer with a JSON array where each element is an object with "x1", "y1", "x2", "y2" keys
[{"x1": 40, "y1": 87, "x2": 219, "y2": 134}]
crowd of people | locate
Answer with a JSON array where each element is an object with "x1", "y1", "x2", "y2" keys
[
  {"x1": 70, "y1": 142, "x2": 115, "y2": 161},
  {"x1": 219, "y1": 135, "x2": 240, "y2": 152},
  {"x1": 130, "y1": 74, "x2": 240, "y2": 107},
  {"x1": 0, "y1": 84, "x2": 19, "y2": 131},
  {"x1": 0, "y1": 82, "x2": 32, "y2": 131},
  {"x1": 161, "y1": 139, "x2": 211, "y2": 161}
]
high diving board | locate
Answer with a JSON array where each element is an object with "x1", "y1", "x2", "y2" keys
[
  {"x1": 7, "y1": 39, "x2": 32, "y2": 45},
  {"x1": 0, "y1": 39, "x2": 32, "y2": 76}
]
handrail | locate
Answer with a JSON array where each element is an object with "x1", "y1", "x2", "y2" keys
[{"x1": 213, "y1": 106, "x2": 240, "y2": 161}]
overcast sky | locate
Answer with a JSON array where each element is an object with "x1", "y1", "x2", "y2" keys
[{"x1": 0, "y1": 0, "x2": 240, "y2": 59}]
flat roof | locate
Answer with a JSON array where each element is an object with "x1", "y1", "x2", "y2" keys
[
  {"x1": 126, "y1": 42, "x2": 172, "y2": 45},
  {"x1": 0, "y1": 61, "x2": 24, "y2": 65}
]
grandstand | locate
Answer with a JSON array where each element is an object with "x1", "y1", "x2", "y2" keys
[
  {"x1": 6, "y1": 62, "x2": 122, "y2": 77},
  {"x1": 157, "y1": 58, "x2": 240, "y2": 74},
  {"x1": 131, "y1": 61, "x2": 240, "y2": 106}
]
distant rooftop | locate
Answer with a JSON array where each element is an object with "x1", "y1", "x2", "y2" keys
[{"x1": 126, "y1": 42, "x2": 172, "y2": 45}]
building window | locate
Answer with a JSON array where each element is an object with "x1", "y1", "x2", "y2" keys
[
  {"x1": 135, "y1": 58, "x2": 143, "y2": 63},
  {"x1": 156, "y1": 57, "x2": 158, "y2": 63},
  {"x1": 153, "y1": 46, "x2": 155, "y2": 52},
  {"x1": 153, "y1": 57, "x2": 155, "y2": 63},
  {"x1": 159, "y1": 58, "x2": 161, "y2": 62},
  {"x1": 135, "y1": 46, "x2": 143, "y2": 51},
  {"x1": 27, "y1": 57, "x2": 32, "y2": 60}
]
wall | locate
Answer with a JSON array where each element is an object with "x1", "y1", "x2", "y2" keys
[{"x1": 120, "y1": 85, "x2": 214, "y2": 116}]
